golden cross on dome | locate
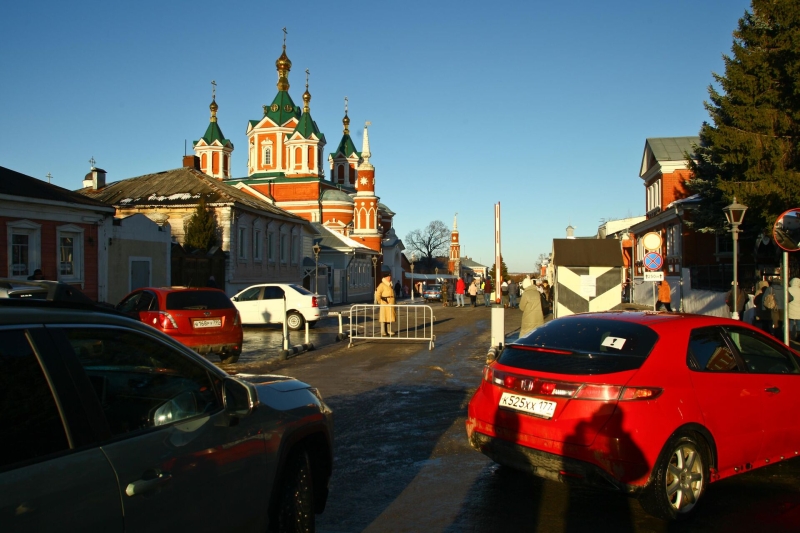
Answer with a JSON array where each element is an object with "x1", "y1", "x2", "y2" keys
[
  {"x1": 211, "y1": 80, "x2": 216, "y2": 100},
  {"x1": 365, "y1": 121, "x2": 371, "y2": 128},
  {"x1": 282, "y1": 27, "x2": 287, "y2": 47}
]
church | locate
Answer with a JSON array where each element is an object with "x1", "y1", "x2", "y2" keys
[{"x1": 192, "y1": 35, "x2": 405, "y2": 302}]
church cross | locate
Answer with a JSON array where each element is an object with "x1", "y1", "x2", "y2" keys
[
  {"x1": 46, "y1": 172, "x2": 53, "y2": 184},
  {"x1": 305, "y1": 69, "x2": 309, "y2": 89},
  {"x1": 211, "y1": 79, "x2": 216, "y2": 100},
  {"x1": 344, "y1": 96, "x2": 348, "y2": 114},
  {"x1": 282, "y1": 27, "x2": 287, "y2": 47},
  {"x1": 89, "y1": 156, "x2": 96, "y2": 168}
]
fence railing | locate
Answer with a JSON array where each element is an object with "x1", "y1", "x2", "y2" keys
[{"x1": 347, "y1": 304, "x2": 435, "y2": 350}]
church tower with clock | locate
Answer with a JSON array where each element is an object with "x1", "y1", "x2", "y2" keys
[{"x1": 449, "y1": 213, "x2": 460, "y2": 274}]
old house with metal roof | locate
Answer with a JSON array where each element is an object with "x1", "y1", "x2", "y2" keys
[{"x1": 78, "y1": 158, "x2": 314, "y2": 295}]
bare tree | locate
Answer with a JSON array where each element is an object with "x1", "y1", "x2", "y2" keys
[{"x1": 405, "y1": 220, "x2": 451, "y2": 270}]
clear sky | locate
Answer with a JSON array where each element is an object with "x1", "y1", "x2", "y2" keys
[{"x1": 2, "y1": 0, "x2": 752, "y2": 272}]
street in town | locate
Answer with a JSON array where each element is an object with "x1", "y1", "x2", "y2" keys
[{"x1": 216, "y1": 303, "x2": 800, "y2": 533}]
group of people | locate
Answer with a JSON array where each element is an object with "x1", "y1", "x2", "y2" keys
[{"x1": 746, "y1": 277, "x2": 800, "y2": 341}]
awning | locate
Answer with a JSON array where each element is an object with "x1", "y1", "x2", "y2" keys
[{"x1": 403, "y1": 273, "x2": 459, "y2": 280}]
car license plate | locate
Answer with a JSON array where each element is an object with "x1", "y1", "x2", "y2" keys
[
  {"x1": 499, "y1": 392, "x2": 556, "y2": 419},
  {"x1": 193, "y1": 318, "x2": 222, "y2": 328}
]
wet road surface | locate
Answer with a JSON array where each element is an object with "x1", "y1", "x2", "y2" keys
[{"x1": 217, "y1": 303, "x2": 800, "y2": 532}]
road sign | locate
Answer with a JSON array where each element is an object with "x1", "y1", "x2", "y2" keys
[
  {"x1": 643, "y1": 271, "x2": 664, "y2": 282},
  {"x1": 642, "y1": 232, "x2": 662, "y2": 251},
  {"x1": 643, "y1": 252, "x2": 663, "y2": 271}
]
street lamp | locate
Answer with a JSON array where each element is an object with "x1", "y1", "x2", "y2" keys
[
  {"x1": 723, "y1": 197, "x2": 748, "y2": 320},
  {"x1": 312, "y1": 243, "x2": 321, "y2": 294},
  {"x1": 371, "y1": 255, "x2": 378, "y2": 289},
  {"x1": 410, "y1": 253, "x2": 416, "y2": 302}
]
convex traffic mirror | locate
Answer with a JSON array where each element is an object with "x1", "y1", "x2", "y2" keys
[{"x1": 773, "y1": 208, "x2": 800, "y2": 252}]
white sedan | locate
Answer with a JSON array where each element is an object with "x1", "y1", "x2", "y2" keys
[{"x1": 232, "y1": 283, "x2": 329, "y2": 330}]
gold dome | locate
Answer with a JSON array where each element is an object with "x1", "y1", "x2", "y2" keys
[
  {"x1": 209, "y1": 99, "x2": 218, "y2": 122},
  {"x1": 275, "y1": 48, "x2": 292, "y2": 71}
]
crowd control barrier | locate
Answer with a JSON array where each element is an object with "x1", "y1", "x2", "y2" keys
[{"x1": 347, "y1": 304, "x2": 435, "y2": 350}]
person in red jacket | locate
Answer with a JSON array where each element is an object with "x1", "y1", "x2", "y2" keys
[
  {"x1": 482, "y1": 277, "x2": 493, "y2": 307},
  {"x1": 455, "y1": 277, "x2": 466, "y2": 307}
]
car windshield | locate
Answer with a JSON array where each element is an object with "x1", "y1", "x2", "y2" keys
[
  {"x1": 498, "y1": 317, "x2": 659, "y2": 375},
  {"x1": 166, "y1": 291, "x2": 234, "y2": 310}
]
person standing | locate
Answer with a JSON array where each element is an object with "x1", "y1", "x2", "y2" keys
[
  {"x1": 447, "y1": 277, "x2": 455, "y2": 305},
  {"x1": 27, "y1": 269, "x2": 45, "y2": 280},
  {"x1": 656, "y1": 278, "x2": 673, "y2": 312},
  {"x1": 394, "y1": 281, "x2": 402, "y2": 299},
  {"x1": 725, "y1": 281, "x2": 746, "y2": 319},
  {"x1": 441, "y1": 279, "x2": 450, "y2": 307},
  {"x1": 501, "y1": 280, "x2": 509, "y2": 308},
  {"x1": 766, "y1": 278, "x2": 792, "y2": 338},
  {"x1": 519, "y1": 282, "x2": 545, "y2": 338},
  {"x1": 375, "y1": 273, "x2": 396, "y2": 336},
  {"x1": 509, "y1": 279, "x2": 520, "y2": 308},
  {"x1": 788, "y1": 278, "x2": 800, "y2": 342},
  {"x1": 468, "y1": 279, "x2": 479, "y2": 307},
  {"x1": 483, "y1": 277, "x2": 493, "y2": 307},
  {"x1": 455, "y1": 277, "x2": 466, "y2": 307},
  {"x1": 753, "y1": 280, "x2": 772, "y2": 333},
  {"x1": 206, "y1": 275, "x2": 217, "y2": 288}
]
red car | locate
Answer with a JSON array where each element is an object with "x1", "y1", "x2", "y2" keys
[
  {"x1": 117, "y1": 287, "x2": 243, "y2": 364},
  {"x1": 467, "y1": 311, "x2": 800, "y2": 521}
]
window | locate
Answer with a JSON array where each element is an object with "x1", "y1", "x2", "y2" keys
[
  {"x1": 0, "y1": 329, "x2": 70, "y2": 468},
  {"x1": 268, "y1": 232, "x2": 275, "y2": 262},
  {"x1": 56, "y1": 225, "x2": 84, "y2": 281},
  {"x1": 724, "y1": 326, "x2": 800, "y2": 374},
  {"x1": 687, "y1": 328, "x2": 740, "y2": 372},
  {"x1": 280, "y1": 234, "x2": 288, "y2": 264},
  {"x1": 291, "y1": 234, "x2": 299, "y2": 264},
  {"x1": 264, "y1": 147, "x2": 272, "y2": 166},
  {"x1": 238, "y1": 227, "x2": 247, "y2": 260},
  {"x1": 7, "y1": 220, "x2": 41, "y2": 278},
  {"x1": 254, "y1": 228, "x2": 262, "y2": 261},
  {"x1": 63, "y1": 327, "x2": 222, "y2": 436},
  {"x1": 237, "y1": 286, "x2": 262, "y2": 302}
]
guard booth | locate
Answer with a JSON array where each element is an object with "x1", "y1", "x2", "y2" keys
[{"x1": 551, "y1": 239, "x2": 624, "y2": 318}]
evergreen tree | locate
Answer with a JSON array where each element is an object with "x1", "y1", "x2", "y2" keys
[
  {"x1": 489, "y1": 255, "x2": 510, "y2": 282},
  {"x1": 686, "y1": 0, "x2": 800, "y2": 234},
  {"x1": 184, "y1": 196, "x2": 219, "y2": 251}
]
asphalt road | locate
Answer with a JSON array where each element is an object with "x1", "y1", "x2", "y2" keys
[{"x1": 217, "y1": 303, "x2": 800, "y2": 533}]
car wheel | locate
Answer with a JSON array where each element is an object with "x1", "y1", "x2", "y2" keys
[
  {"x1": 275, "y1": 449, "x2": 315, "y2": 533},
  {"x1": 640, "y1": 432, "x2": 708, "y2": 521},
  {"x1": 287, "y1": 312, "x2": 305, "y2": 331}
]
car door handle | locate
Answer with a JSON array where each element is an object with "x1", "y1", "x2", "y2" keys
[
  {"x1": 765, "y1": 387, "x2": 780, "y2": 394},
  {"x1": 125, "y1": 469, "x2": 173, "y2": 497}
]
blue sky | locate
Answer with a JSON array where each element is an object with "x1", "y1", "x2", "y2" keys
[{"x1": 2, "y1": 0, "x2": 752, "y2": 272}]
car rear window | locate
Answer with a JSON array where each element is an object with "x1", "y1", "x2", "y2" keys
[
  {"x1": 166, "y1": 291, "x2": 234, "y2": 310},
  {"x1": 498, "y1": 317, "x2": 659, "y2": 375},
  {"x1": 290, "y1": 284, "x2": 312, "y2": 295}
]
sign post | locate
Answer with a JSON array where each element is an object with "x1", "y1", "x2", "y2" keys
[{"x1": 642, "y1": 232, "x2": 664, "y2": 311}]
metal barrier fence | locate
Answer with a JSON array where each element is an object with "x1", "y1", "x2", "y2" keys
[{"x1": 347, "y1": 304, "x2": 435, "y2": 350}]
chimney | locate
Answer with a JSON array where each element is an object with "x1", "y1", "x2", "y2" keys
[
  {"x1": 566, "y1": 225, "x2": 575, "y2": 239},
  {"x1": 82, "y1": 167, "x2": 107, "y2": 190},
  {"x1": 183, "y1": 155, "x2": 200, "y2": 170}
]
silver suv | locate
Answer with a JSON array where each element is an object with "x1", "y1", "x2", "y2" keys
[{"x1": 0, "y1": 283, "x2": 333, "y2": 532}]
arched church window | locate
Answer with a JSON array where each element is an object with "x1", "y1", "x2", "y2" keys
[
  {"x1": 337, "y1": 165, "x2": 344, "y2": 183},
  {"x1": 264, "y1": 147, "x2": 272, "y2": 166}
]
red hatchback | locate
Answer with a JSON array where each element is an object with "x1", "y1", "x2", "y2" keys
[
  {"x1": 117, "y1": 287, "x2": 243, "y2": 364},
  {"x1": 467, "y1": 311, "x2": 800, "y2": 521}
]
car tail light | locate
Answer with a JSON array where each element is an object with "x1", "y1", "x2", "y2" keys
[
  {"x1": 485, "y1": 366, "x2": 660, "y2": 402},
  {"x1": 156, "y1": 311, "x2": 178, "y2": 330},
  {"x1": 311, "y1": 296, "x2": 318, "y2": 308},
  {"x1": 234, "y1": 310, "x2": 241, "y2": 326}
]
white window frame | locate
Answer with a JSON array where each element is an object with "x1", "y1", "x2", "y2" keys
[
  {"x1": 56, "y1": 224, "x2": 84, "y2": 282},
  {"x1": 7, "y1": 220, "x2": 41, "y2": 279}
]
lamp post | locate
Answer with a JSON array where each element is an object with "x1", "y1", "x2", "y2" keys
[
  {"x1": 723, "y1": 197, "x2": 748, "y2": 320},
  {"x1": 312, "y1": 243, "x2": 321, "y2": 294},
  {"x1": 371, "y1": 255, "x2": 378, "y2": 289},
  {"x1": 410, "y1": 253, "x2": 416, "y2": 302}
]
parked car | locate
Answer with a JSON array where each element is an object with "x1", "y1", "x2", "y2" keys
[
  {"x1": 117, "y1": 287, "x2": 243, "y2": 364},
  {"x1": 467, "y1": 311, "x2": 800, "y2": 521},
  {"x1": 422, "y1": 284, "x2": 442, "y2": 302},
  {"x1": 232, "y1": 283, "x2": 329, "y2": 330},
  {"x1": 0, "y1": 286, "x2": 333, "y2": 532}
]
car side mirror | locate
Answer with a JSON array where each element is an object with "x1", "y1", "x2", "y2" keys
[
  {"x1": 222, "y1": 377, "x2": 256, "y2": 418},
  {"x1": 231, "y1": 296, "x2": 238, "y2": 302}
]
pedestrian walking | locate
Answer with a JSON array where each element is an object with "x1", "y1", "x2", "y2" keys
[
  {"x1": 656, "y1": 278, "x2": 672, "y2": 312},
  {"x1": 509, "y1": 279, "x2": 520, "y2": 308},
  {"x1": 468, "y1": 279, "x2": 479, "y2": 307},
  {"x1": 375, "y1": 273, "x2": 396, "y2": 336},
  {"x1": 519, "y1": 282, "x2": 545, "y2": 338},
  {"x1": 753, "y1": 280, "x2": 772, "y2": 333},
  {"x1": 725, "y1": 281, "x2": 746, "y2": 320},
  {"x1": 456, "y1": 277, "x2": 466, "y2": 307},
  {"x1": 789, "y1": 278, "x2": 800, "y2": 341},
  {"x1": 501, "y1": 280, "x2": 509, "y2": 308},
  {"x1": 483, "y1": 277, "x2": 493, "y2": 307},
  {"x1": 441, "y1": 279, "x2": 450, "y2": 307},
  {"x1": 394, "y1": 281, "x2": 402, "y2": 299}
]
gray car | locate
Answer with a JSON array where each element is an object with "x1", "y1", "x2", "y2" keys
[{"x1": 0, "y1": 283, "x2": 333, "y2": 533}]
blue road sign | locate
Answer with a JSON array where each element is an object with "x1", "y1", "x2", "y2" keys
[{"x1": 644, "y1": 252, "x2": 663, "y2": 271}]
